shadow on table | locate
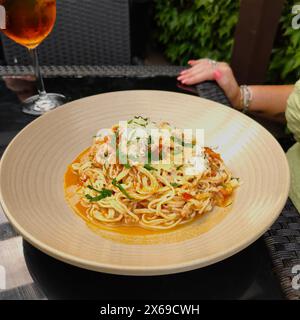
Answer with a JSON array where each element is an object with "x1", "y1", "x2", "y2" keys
[{"x1": 23, "y1": 239, "x2": 284, "y2": 300}]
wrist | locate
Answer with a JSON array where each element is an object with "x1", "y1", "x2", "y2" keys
[
  {"x1": 231, "y1": 88, "x2": 242, "y2": 110},
  {"x1": 239, "y1": 85, "x2": 253, "y2": 113}
]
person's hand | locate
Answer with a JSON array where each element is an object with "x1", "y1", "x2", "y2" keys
[
  {"x1": 177, "y1": 59, "x2": 241, "y2": 109},
  {"x1": 3, "y1": 75, "x2": 36, "y2": 102}
]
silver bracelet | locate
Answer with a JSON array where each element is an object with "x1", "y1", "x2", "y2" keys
[{"x1": 240, "y1": 85, "x2": 253, "y2": 114}]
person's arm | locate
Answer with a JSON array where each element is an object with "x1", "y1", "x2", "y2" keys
[
  {"x1": 248, "y1": 85, "x2": 293, "y2": 116},
  {"x1": 177, "y1": 59, "x2": 294, "y2": 121}
]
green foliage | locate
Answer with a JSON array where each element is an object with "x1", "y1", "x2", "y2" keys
[
  {"x1": 268, "y1": 0, "x2": 300, "y2": 83},
  {"x1": 154, "y1": 0, "x2": 300, "y2": 83},
  {"x1": 154, "y1": 0, "x2": 239, "y2": 65}
]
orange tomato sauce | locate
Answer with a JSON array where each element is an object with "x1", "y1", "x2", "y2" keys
[{"x1": 64, "y1": 148, "x2": 233, "y2": 237}]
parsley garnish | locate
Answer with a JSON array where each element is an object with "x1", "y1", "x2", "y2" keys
[
  {"x1": 144, "y1": 164, "x2": 157, "y2": 171},
  {"x1": 127, "y1": 116, "x2": 148, "y2": 127},
  {"x1": 170, "y1": 183, "x2": 179, "y2": 187},
  {"x1": 85, "y1": 185, "x2": 113, "y2": 202},
  {"x1": 112, "y1": 178, "x2": 132, "y2": 200}
]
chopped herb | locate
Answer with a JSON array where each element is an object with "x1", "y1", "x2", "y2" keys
[
  {"x1": 112, "y1": 178, "x2": 132, "y2": 200},
  {"x1": 144, "y1": 164, "x2": 157, "y2": 171},
  {"x1": 87, "y1": 185, "x2": 102, "y2": 193},
  {"x1": 176, "y1": 165, "x2": 183, "y2": 170},
  {"x1": 138, "y1": 122, "x2": 147, "y2": 127},
  {"x1": 124, "y1": 163, "x2": 131, "y2": 169},
  {"x1": 135, "y1": 116, "x2": 148, "y2": 122},
  {"x1": 128, "y1": 116, "x2": 148, "y2": 127},
  {"x1": 85, "y1": 186, "x2": 113, "y2": 202},
  {"x1": 170, "y1": 183, "x2": 179, "y2": 187},
  {"x1": 147, "y1": 135, "x2": 152, "y2": 163},
  {"x1": 225, "y1": 202, "x2": 233, "y2": 207}
]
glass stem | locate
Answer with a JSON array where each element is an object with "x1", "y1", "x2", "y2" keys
[{"x1": 30, "y1": 48, "x2": 47, "y2": 97}]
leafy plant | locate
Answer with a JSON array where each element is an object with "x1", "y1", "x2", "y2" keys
[
  {"x1": 268, "y1": 0, "x2": 300, "y2": 83},
  {"x1": 154, "y1": 0, "x2": 239, "y2": 65},
  {"x1": 154, "y1": 0, "x2": 300, "y2": 83}
]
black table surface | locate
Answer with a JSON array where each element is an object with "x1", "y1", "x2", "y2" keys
[{"x1": 0, "y1": 75, "x2": 285, "y2": 300}]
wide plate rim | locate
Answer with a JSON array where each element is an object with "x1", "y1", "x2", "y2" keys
[{"x1": 0, "y1": 90, "x2": 291, "y2": 275}]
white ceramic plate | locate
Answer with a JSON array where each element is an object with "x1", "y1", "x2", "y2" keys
[{"x1": 0, "y1": 90, "x2": 290, "y2": 275}]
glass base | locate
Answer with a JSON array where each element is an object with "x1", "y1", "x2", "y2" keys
[{"x1": 22, "y1": 93, "x2": 67, "y2": 116}]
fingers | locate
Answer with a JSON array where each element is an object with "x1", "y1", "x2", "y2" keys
[
  {"x1": 178, "y1": 60, "x2": 240, "y2": 107},
  {"x1": 178, "y1": 70, "x2": 214, "y2": 85},
  {"x1": 178, "y1": 61, "x2": 232, "y2": 85},
  {"x1": 3, "y1": 75, "x2": 36, "y2": 92},
  {"x1": 179, "y1": 66, "x2": 201, "y2": 78},
  {"x1": 180, "y1": 59, "x2": 209, "y2": 75},
  {"x1": 187, "y1": 59, "x2": 203, "y2": 66},
  {"x1": 178, "y1": 61, "x2": 215, "y2": 85}
]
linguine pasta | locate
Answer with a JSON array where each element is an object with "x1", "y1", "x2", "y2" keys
[{"x1": 66, "y1": 117, "x2": 239, "y2": 231}]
